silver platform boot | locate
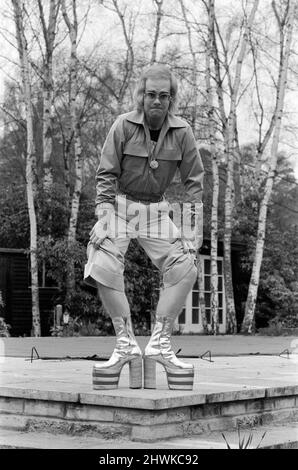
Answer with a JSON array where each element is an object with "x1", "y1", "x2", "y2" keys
[
  {"x1": 143, "y1": 315, "x2": 194, "y2": 390},
  {"x1": 93, "y1": 316, "x2": 142, "y2": 390}
]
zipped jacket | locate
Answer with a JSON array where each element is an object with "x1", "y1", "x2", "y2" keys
[{"x1": 95, "y1": 110, "x2": 204, "y2": 208}]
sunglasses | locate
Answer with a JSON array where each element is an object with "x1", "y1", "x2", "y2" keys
[{"x1": 144, "y1": 91, "x2": 172, "y2": 103}]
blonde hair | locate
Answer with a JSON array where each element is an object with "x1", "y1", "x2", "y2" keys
[{"x1": 134, "y1": 64, "x2": 178, "y2": 113}]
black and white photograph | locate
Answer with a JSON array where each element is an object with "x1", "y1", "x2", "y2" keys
[{"x1": 0, "y1": 0, "x2": 297, "y2": 457}]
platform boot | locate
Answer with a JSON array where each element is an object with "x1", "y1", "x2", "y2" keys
[
  {"x1": 143, "y1": 315, "x2": 194, "y2": 390},
  {"x1": 93, "y1": 316, "x2": 142, "y2": 390}
]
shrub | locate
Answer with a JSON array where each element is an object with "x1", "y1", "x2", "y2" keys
[{"x1": 0, "y1": 317, "x2": 11, "y2": 337}]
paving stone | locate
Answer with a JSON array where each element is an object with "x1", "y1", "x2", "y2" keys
[
  {"x1": 261, "y1": 408, "x2": 298, "y2": 425},
  {"x1": 114, "y1": 408, "x2": 164, "y2": 425},
  {"x1": 0, "y1": 414, "x2": 28, "y2": 431},
  {"x1": 273, "y1": 397, "x2": 296, "y2": 410},
  {"x1": 0, "y1": 386, "x2": 79, "y2": 403},
  {"x1": 79, "y1": 392, "x2": 158, "y2": 410},
  {"x1": 114, "y1": 406, "x2": 190, "y2": 425},
  {"x1": 1, "y1": 350, "x2": 298, "y2": 443},
  {"x1": 0, "y1": 397, "x2": 24, "y2": 414},
  {"x1": 65, "y1": 403, "x2": 115, "y2": 422},
  {"x1": 79, "y1": 391, "x2": 206, "y2": 410},
  {"x1": 206, "y1": 388, "x2": 265, "y2": 403},
  {"x1": 245, "y1": 398, "x2": 274, "y2": 413},
  {"x1": 191, "y1": 403, "x2": 221, "y2": 419},
  {"x1": 266, "y1": 386, "x2": 298, "y2": 397},
  {"x1": 220, "y1": 401, "x2": 247, "y2": 416},
  {"x1": 131, "y1": 422, "x2": 185, "y2": 441},
  {"x1": 24, "y1": 399, "x2": 65, "y2": 418}
]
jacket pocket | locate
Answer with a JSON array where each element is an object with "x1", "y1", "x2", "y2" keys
[
  {"x1": 157, "y1": 148, "x2": 181, "y2": 161},
  {"x1": 123, "y1": 142, "x2": 148, "y2": 158}
]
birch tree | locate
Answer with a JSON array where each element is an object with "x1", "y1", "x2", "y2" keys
[
  {"x1": 12, "y1": 0, "x2": 41, "y2": 336},
  {"x1": 178, "y1": 0, "x2": 198, "y2": 132},
  {"x1": 100, "y1": 0, "x2": 136, "y2": 113},
  {"x1": 61, "y1": 0, "x2": 83, "y2": 300},
  {"x1": 241, "y1": 0, "x2": 296, "y2": 333},
  {"x1": 37, "y1": 0, "x2": 60, "y2": 192},
  {"x1": 206, "y1": 0, "x2": 220, "y2": 334},
  {"x1": 209, "y1": 0, "x2": 259, "y2": 333},
  {"x1": 151, "y1": 0, "x2": 164, "y2": 65}
]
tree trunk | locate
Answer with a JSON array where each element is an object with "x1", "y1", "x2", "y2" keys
[
  {"x1": 151, "y1": 0, "x2": 163, "y2": 65},
  {"x1": 42, "y1": 70, "x2": 54, "y2": 191},
  {"x1": 26, "y1": 149, "x2": 40, "y2": 337},
  {"x1": 67, "y1": 123, "x2": 83, "y2": 297},
  {"x1": 61, "y1": 0, "x2": 83, "y2": 301},
  {"x1": 179, "y1": 0, "x2": 198, "y2": 132},
  {"x1": 212, "y1": 0, "x2": 259, "y2": 334},
  {"x1": 12, "y1": 0, "x2": 41, "y2": 336},
  {"x1": 197, "y1": 256, "x2": 208, "y2": 334},
  {"x1": 38, "y1": 0, "x2": 60, "y2": 192},
  {"x1": 207, "y1": 0, "x2": 220, "y2": 335},
  {"x1": 241, "y1": 0, "x2": 295, "y2": 334}
]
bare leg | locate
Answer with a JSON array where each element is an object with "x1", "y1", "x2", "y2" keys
[
  {"x1": 97, "y1": 282, "x2": 130, "y2": 318},
  {"x1": 156, "y1": 269, "x2": 196, "y2": 319}
]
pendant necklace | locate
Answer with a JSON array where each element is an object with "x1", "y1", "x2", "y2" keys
[
  {"x1": 150, "y1": 159, "x2": 159, "y2": 169},
  {"x1": 149, "y1": 141, "x2": 159, "y2": 169},
  {"x1": 145, "y1": 123, "x2": 159, "y2": 170}
]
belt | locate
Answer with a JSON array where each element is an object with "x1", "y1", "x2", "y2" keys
[{"x1": 117, "y1": 190, "x2": 164, "y2": 205}]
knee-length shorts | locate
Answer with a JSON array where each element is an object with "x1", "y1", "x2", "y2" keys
[{"x1": 84, "y1": 195, "x2": 196, "y2": 292}]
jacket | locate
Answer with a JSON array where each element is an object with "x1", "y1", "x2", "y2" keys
[{"x1": 95, "y1": 110, "x2": 204, "y2": 208}]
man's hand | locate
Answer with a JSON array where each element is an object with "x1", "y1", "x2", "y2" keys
[
  {"x1": 181, "y1": 238, "x2": 196, "y2": 254},
  {"x1": 178, "y1": 202, "x2": 203, "y2": 254},
  {"x1": 89, "y1": 203, "x2": 114, "y2": 249},
  {"x1": 181, "y1": 235, "x2": 203, "y2": 254},
  {"x1": 89, "y1": 220, "x2": 109, "y2": 248}
]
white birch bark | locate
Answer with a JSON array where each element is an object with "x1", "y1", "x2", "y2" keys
[
  {"x1": 241, "y1": 0, "x2": 295, "y2": 333},
  {"x1": 178, "y1": 0, "x2": 209, "y2": 331},
  {"x1": 178, "y1": 0, "x2": 198, "y2": 132},
  {"x1": 61, "y1": 0, "x2": 83, "y2": 299},
  {"x1": 37, "y1": 0, "x2": 60, "y2": 192},
  {"x1": 197, "y1": 256, "x2": 208, "y2": 333},
  {"x1": 12, "y1": 0, "x2": 41, "y2": 336},
  {"x1": 207, "y1": 0, "x2": 220, "y2": 335},
  {"x1": 151, "y1": 0, "x2": 163, "y2": 65},
  {"x1": 211, "y1": 0, "x2": 259, "y2": 333}
]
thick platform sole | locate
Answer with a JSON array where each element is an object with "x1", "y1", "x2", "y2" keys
[
  {"x1": 143, "y1": 356, "x2": 194, "y2": 390},
  {"x1": 92, "y1": 356, "x2": 142, "y2": 390}
]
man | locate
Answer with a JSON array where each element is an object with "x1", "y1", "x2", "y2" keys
[{"x1": 84, "y1": 64, "x2": 204, "y2": 390}]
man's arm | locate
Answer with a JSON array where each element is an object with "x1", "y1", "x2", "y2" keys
[
  {"x1": 179, "y1": 126, "x2": 204, "y2": 203},
  {"x1": 89, "y1": 117, "x2": 125, "y2": 248},
  {"x1": 178, "y1": 126, "x2": 204, "y2": 252},
  {"x1": 95, "y1": 116, "x2": 124, "y2": 214}
]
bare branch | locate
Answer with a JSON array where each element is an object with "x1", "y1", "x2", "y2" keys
[
  {"x1": 151, "y1": 0, "x2": 164, "y2": 64},
  {"x1": 0, "y1": 104, "x2": 26, "y2": 129}
]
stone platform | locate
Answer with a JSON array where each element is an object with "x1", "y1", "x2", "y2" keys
[{"x1": 0, "y1": 353, "x2": 298, "y2": 444}]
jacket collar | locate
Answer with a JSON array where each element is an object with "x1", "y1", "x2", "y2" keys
[{"x1": 125, "y1": 110, "x2": 187, "y2": 129}]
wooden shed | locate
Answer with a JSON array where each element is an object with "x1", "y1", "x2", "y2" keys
[{"x1": 0, "y1": 248, "x2": 59, "y2": 336}]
